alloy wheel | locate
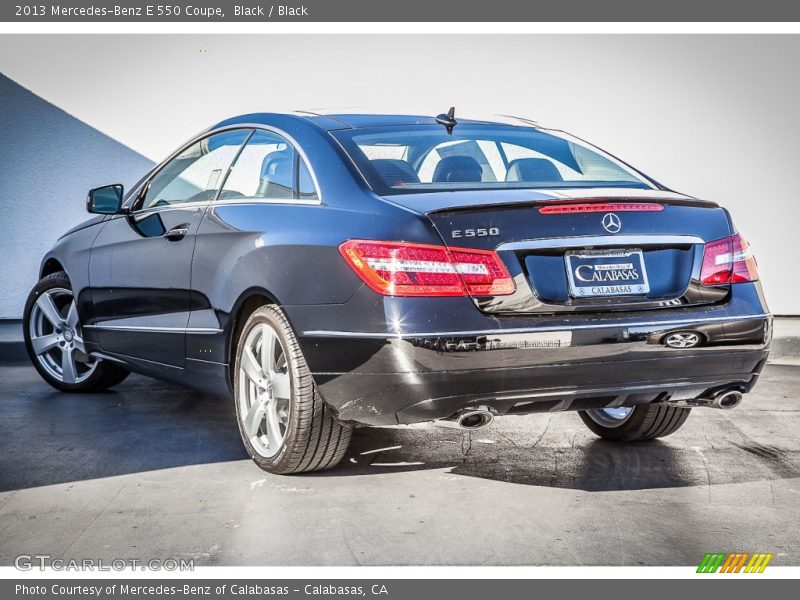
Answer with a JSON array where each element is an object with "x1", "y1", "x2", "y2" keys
[
  {"x1": 28, "y1": 288, "x2": 97, "y2": 384},
  {"x1": 663, "y1": 332, "x2": 701, "y2": 348},
  {"x1": 238, "y1": 323, "x2": 292, "y2": 458},
  {"x1": 585, "y1": 406, "x2": 635, "y2": 428}
]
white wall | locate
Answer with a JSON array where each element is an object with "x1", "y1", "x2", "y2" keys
[
  {"x1": 0, "y1": 73, "x2": 154, "y2": 318},
  {"x1": 0, "y1": 35, "x2": 797, "y2": 315}
]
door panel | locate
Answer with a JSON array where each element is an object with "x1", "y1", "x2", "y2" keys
[
  {"x1": 85, "y1": 129, "x2": 252, "y2": 368},
  {"x1": 87, "y1": 207, "x2": 204, "y2": 367}
]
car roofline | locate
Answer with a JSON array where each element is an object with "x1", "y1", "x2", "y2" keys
[
  {"x1": 206, "y1": 112, "x2": 672, "y2": 193},
  {"x1": 211, "y1": 111, "x2": 552, "y2": 132}
]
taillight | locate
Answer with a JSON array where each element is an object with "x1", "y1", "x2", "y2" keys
[
  {"x1": 700, "y1": 234, "x2": 759, "y2": 285},
  {"x1": 339, "y1": 240, "x2": 515, "y2": 297}
]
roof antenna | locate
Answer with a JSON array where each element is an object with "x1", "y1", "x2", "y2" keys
[{"x1": 435, "y1": 107, "x2": 457, "y2": 135}]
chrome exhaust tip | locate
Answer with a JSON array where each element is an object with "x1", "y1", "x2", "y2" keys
[
  {"x1": 713, "y1": 390, "x2": 744, "y2": 410},
  {"x1": 667, "y1": 388, "x2": 745, "y2": 409},
  {"x1": 435, "y1": 407, "x2": 494, "y2": 430}
]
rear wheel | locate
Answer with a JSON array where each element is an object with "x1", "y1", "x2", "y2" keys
[
  {"x1": 578, "y1": 404, "x2": 691, "y2": 441},
  {"x1": 23, "y1": 272, "x2": 129, "y2": 392},
  {"x1": 233, "y1": 305, "x2": 351, "y2": 474}
]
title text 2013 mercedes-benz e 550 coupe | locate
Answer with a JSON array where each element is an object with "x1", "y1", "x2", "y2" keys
[{"x1": 24, "y1": 111, "x2": 771, "y2": 473}]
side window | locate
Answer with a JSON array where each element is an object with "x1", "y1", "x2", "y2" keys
[
  {"x1": 221, "y1": 130, "x2": 294, "y2": 200},
  {"x1": 220, "y1": 130, "x2": 320, "y2": 201},
  {"x1": 298, "y1": 157, "x2": 318, "y2": 200},
  {"x1": 140, "y1": 130, "x2": 249, "y2": 210}
]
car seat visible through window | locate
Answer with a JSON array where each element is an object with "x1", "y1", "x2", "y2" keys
[
  {"x1": 432, "y1": 156, "x2": 483, "y2": 183},
  {"x1": 505, "y1": 158, "x2": 563, "y2": 183},
  {"x1": 257, "y1": 152, "x2": 294, "y2": 199}
]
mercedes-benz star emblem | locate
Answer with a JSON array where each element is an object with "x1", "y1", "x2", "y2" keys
[{"x1": 602, "y1": 212, "x2": 622, "y2": 233}]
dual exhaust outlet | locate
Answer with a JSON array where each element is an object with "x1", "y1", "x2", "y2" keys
[
  {"x1": 435, "y1": 389, "x2": 744, "y2": 431},
  {"x1": 670, "y1": 388, "x2": 745, "y2": 410},
  {"x1": 435, "y1": 407, "x2": 494, "y2": 430},
  {"x1": 710, "y1": 390, "x2": 745, "y2": 409}
]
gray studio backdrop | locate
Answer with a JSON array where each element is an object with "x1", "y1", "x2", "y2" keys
[{"x1": 0, "y1": 35, "x2": 797, "y2": 317}]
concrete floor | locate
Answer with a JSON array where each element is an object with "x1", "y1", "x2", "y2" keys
[{"x1": 0, "y1": 362, "x2": 799, "y2": 566}]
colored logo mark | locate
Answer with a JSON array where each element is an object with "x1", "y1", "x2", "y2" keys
[{"x1": 697, "y1": 552, "x2": 773, "y2": 573}]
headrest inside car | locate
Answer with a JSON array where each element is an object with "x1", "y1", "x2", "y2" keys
[
  {"x1": 257, "y1": 153, "x2": 294, "y2": 198},
  {"x1": 505, "y1": 158, "x2": 563, "y2": 183},
  {"x1": 432, "y1": 156, "x2": 483, "y2": 183}
]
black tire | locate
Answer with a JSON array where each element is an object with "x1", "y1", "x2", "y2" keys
[
  {"x1": 233, "y1": 305, "x2": 351, "y2": 474},
  {"x1": 578, "y1": 403, "x2": 691, "y2": 441},
  {"x1": 23, "y1": 271, "x2": 130, "y2": 392}
]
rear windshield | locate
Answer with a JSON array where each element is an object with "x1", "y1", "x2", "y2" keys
[{"x1": 331, "y1": 124, "x2": 653, "y2": 195}]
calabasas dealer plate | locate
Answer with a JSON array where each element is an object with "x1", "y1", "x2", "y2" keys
[{"x1": 565, "y1": 249, "x2": 650, "y2": 297}]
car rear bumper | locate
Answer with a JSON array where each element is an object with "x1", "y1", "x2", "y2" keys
[{"x1": 289, "y1": 284, "x2": 771, "y2": 426}]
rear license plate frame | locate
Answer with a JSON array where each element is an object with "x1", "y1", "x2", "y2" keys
[{"x1": 565, "y1": 249, "x2": 650, "y2": 298}]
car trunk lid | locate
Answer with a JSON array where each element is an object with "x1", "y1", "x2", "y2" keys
[{"x1": 397, "y1": 190, "x2": 732, "y2": 313}]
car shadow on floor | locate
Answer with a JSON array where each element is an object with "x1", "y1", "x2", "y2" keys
[
  {"x1": 2, "y1": 368, "x2": 798, "y2": 493},
  {"x1": 323, "y1": 423, "x2": 800, "y2": 492},
  {"x1": 0, "y1": 373, "x2": 248, "y2": 492}
]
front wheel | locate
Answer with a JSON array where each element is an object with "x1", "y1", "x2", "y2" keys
[
  {"x1": 578, "y1": 404, "x2": 691, "y2": 441},
  {"x1": 233, "y1": 305, "x2": 351, "y2": 474},
  {"x1": 23, "y1": 272, "x2": 129, "y2": 392}
]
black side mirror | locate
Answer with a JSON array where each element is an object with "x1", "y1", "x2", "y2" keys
[{"x1": 87, "y1": 184, "x2": 124, "y2": 215}]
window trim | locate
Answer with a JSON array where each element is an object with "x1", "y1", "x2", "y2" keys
[{"x1": 125, "y1": 123, "x2": 323, "y2": 214}]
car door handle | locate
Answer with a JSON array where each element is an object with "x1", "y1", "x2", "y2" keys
[{"x1": 164, "y1": 227, "x2": 189, "y2": 241}]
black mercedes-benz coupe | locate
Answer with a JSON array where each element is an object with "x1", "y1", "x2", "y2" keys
[{"x1": 24, "y1": 111, "x2": 771, "y2": 473}]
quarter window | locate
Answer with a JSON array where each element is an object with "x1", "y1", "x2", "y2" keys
[
  {"x1": 220, "y1": 130, "x2": 319, "y2": 201},
  {"x1": 140, "y1": 130, "x2": 249, "y2": 210},
  {"x1": 298, "y1": 157, "x2": 318, "y2": 200}
]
